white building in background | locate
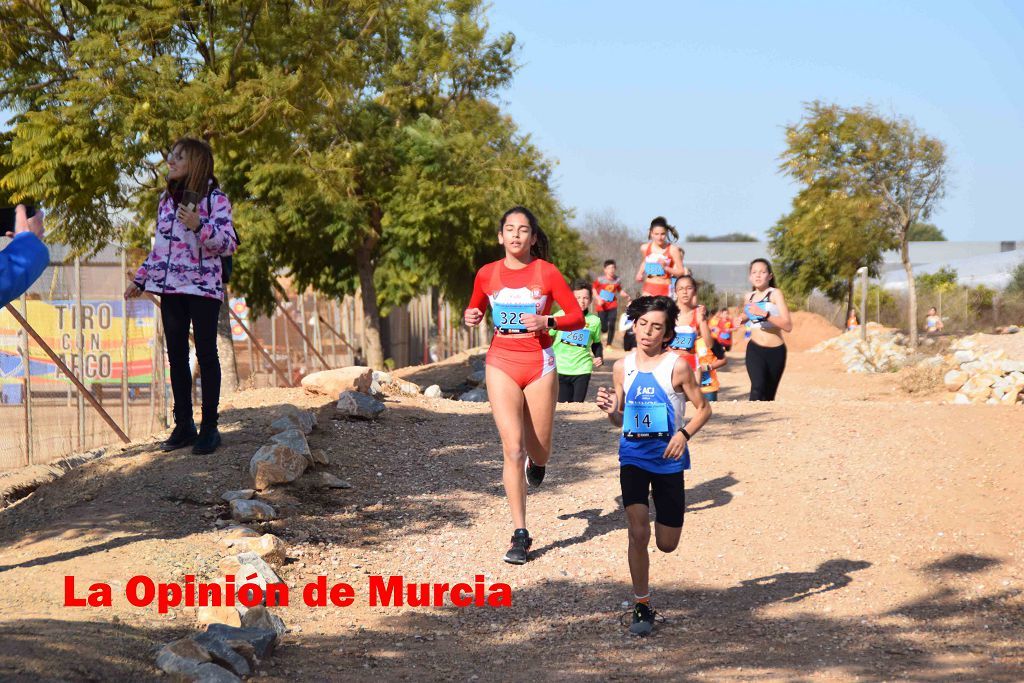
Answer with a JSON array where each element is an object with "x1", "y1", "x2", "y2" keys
[{"x1": 681, "y1": 240, "x2": 1022, "y2": 294}]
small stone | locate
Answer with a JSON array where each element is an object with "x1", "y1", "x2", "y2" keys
[
  {"x1": 197, "y1": 604, "x2": 243, "y2": 628},
  {"x1": 954, "y1": 350, "x2": 976, "y2": 363},
  {"x1": 943, "y1": 369, "x2": 968, "y2": 391},
  {"x1": 310, "y1": 448, "x2": 330, "y2": 465},
  {"x1": 372, "y1": 370, "x2": 393, "y2": 384},
  {"x1": 467, "y1": 370, "x2": 486, "y2": 386},
  {"x1": 459, "y1": 388, "x2": 488, "y2": 402},
  {"x1": 230, "y1": 498, "x2": 276, "y2": 522},
  {"x1": 221, "y1": 489, "x2": 255, "y2": 503},
  {"x1": 424, "y1": 384, "x2": 442, "y2": 399},
  {"x1": 335, "y1": 391, "x2": 386, "y2": 420},
  {"x1": 397, "y1": 380, "x2": 420, "y2": 396},
  {"x1": 321, "y1": 472, "x2": 352, "y2": 489},
  {"x1": 953, "y1": 393, "x2": 971, "y2": 405},
  {"x1": 241, "y1": 605, "x2": 288, "y2": 637},
  {"x1": 236, "y1": 551, "x2": 284, "y2": 588}
]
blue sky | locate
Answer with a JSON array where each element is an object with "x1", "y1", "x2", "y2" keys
[{"x1": 486, "y1": 0, "x2": 1024, "y2": 241}]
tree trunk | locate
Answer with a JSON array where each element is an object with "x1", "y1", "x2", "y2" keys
[
  {"x1": 901, "y1": 234, "x2": 918, "y2": 347},
  {"x1": 218, "y1": 302, "x2": 240, "y2": 393},
  {"x1": 356, "y1": 218, "x2": 385, "y2": 370}
]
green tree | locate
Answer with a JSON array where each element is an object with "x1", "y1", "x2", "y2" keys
[
  {"x1": 769, "y1": 184, "x2": 893, "y2": 321},
  {"x1": 907, "y1": 222, "x2": 946, "y2": 241},
  {"x1": 1006, "y1": 262, "x2": 1024, "y2": 295},
  {"x1": 1, "y1": 1, "x2": 578, "y2": 369},
  {"x1": 916, "y1": 266, "x2": 957, "y2": 292},
  {"x1": 781, "y1": 102, "x2": 949, "y2": 346},
  {"x1": 686, "y1": 232, "x2": 758, "y2": 242}
]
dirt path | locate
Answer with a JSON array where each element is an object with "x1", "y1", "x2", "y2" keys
[{"x1": 1, "y1": 345, "x2": 1022, "y2": 681}]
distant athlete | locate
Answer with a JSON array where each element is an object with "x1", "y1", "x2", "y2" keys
[
  {"x1": 551, "y1": 279, "x2": 604, "y2": 403},
  {"x1": 596, "y1": 296, "x2": 711, "y2": 636},
  {"x1": 464, "y1": 206, "x2": 584, "y2": 564},
  {"x1": 635, "y1": 217, "x2": 686, "y2": 297},
  {"x1": 593, "y1": 259, "x2": 629, "y2": 347},
  {"x1": 667, "y1": 275, "x2": 713, "y2": 373},
  {"x1": 739, "y1": 259, "x2": 792, "y2": 401}
]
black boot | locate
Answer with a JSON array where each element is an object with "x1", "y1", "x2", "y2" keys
[
  {"x1": 192, "y1": 421, "x2": 222, "y2": 455},
  {"x1": 162, "y1": 421, "x2": 197, "y2": 452}
]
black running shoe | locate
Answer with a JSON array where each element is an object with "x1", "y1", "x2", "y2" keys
[
  {"x1": 525, "y1": 458, "x2": 546, "y2": 488},
  {"x1": 629, "y1": 602, "x2": 656, "y2": 636},
  {"x1": 162, "y1": 421, "x2": 197, "y2": 452},
  {"x1": 503, "y1": 528, "x2": 532, "y2": 565},
  {"x1": 192, "y1": 424, "x2": 222, "y2": 455}
]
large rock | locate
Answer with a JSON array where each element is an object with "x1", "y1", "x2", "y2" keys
[
  {"x1": 943, "y1": 369, "x2": 968, "y2": 391},
  {"x1": 270, "y1": 429, "x2": 312, "y2": 464},
  {"x1": 459, "y1": 388, "x2": 488, "y2": 402},
  {"x1": 271, "y1": 405, "x2": 317, "y2": 434},
  {"x1": 301, "y1": 366, "x2": 373, "y2": 397},
  {"x1": 467, "y1": 370, "x2": 486, "y2": 386},
  {"x1": 226, "y1": 533, "x2": 288, "y2": 567},
  {"x1": 230, "y1": 498, "x2": 276, "y2": 522},
  {"x1": 241, "y1": 605, "x2": 287, "y2": 637},
  {"x1": 156, "y1": 637, "x2": 212, "y2": 677},
  {"x1": 191, "y1": 630, "x2": 252, "y2": 678},
  {"x1": 249, "y1": 443, "x2": 308, "y2": 489},
  {"x1": 335, "y1": 391, "x2": 386, "y2": 420},
  {"x1": 202, "y1": 624, "x2": 278, "y2": 660},
  {"x1": 953, "y1": 349, "x2": 976, "y2": 363},
  {"x1": 424, "y1": 384, "x2": 442, "y2": 399},
  {"x1": 197, "y1": 604, "x2": 242, "y2": 628},
  {"x1": 221, "y1": 489, "x2": 254, "y2": 503}
]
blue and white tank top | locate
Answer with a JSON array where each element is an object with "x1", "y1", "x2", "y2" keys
[
  {"x1": 745, "y1": 288, "x2": 781, "y2": 330},
  {"x1": 619, "y1": 352, "x2": 690, "y2": 473}
]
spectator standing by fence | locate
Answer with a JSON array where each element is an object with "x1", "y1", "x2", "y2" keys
[{"x1": 125, "y1": 138, "x2": 238, "y2": 454}]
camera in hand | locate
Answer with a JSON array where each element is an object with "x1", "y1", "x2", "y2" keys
[{"x1": 1, "y1": 205, "x2": 36, "y2": 234}]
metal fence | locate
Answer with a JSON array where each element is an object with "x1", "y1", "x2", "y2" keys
[{"x1": 0, "y1": 241, "x2": 486, "y2": 471}]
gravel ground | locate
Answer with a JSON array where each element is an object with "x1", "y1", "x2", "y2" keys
[{"x1": 0, "y1": 344, "x2": 1021, "y2": 682}]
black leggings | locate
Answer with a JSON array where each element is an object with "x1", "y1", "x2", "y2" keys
[
  {"x1": 598, "y1": 309, "x2": 617, "y2": 346},
  {"x1": 161, "y1": 294, "x2": 222, "y2": 425},
  {"x1": 557, "y1": 373, "x2": 591, "y2": 403},
  {"x1": 745, "y1": 340, "x2": 787, "y2": 401}
]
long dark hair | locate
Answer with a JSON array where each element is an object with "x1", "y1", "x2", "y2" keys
[
  {"x1": 648, "y1": 216, "x2": 679, "y2": 242},
  {"x1": 626, "y1": 295, "x2": 679, "y2": 347},
  {"x1": 749, "y1": 258, "x2": 777, "y2": 290},
  {"x1": 166, "y1": 137, "x2": 218, "y2": 204},
  {"x1": 499, "y1": 206, "x2": 550, "y2": 261}
]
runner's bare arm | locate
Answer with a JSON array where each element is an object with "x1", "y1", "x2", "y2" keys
[
  {"x1": 665, "y1": 244, "x2": 686, "y2": 277},
  {"x1": 766, "y1": 289, "x2": 793, "y2": 332},
  {"x1": 674, "y1": 357, "x2": 711, "y2": 436},
  {"x1": 697, "y1": 306, "x2": 714, "y2": 351}
]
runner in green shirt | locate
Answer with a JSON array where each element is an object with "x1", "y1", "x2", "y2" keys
[{"x1": 551, "y1": 279, "x2": 604, "y2": 402}]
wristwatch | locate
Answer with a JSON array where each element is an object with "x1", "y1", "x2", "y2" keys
[
  {"x1": 546, "y1": 316, "x2": 556, "y2": 329},
  {"x1": 677, "y1": 427, "x2": 691, "y2": 440}
]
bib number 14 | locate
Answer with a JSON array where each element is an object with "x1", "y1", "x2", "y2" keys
[{"x1": 623, "y1": 403, "x2": 669, "y2": 439}]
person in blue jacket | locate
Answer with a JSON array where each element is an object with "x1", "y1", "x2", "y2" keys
[{"x1": 1, "y1": 205, "x2": 48, "y2": 306}]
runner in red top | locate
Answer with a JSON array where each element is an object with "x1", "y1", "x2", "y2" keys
[
  {"x1": 593, "y1": 259, "x2": 630, "y2": 347},
  {"x1": 634, "y1": 217, "x2": 686, "y2": 297},
  {"x1": 667, "y1": 275, "x2": 713, "y2": 372},
  {"x1": 464, "y1": 206, "x2": 584, "y2": 565}
]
